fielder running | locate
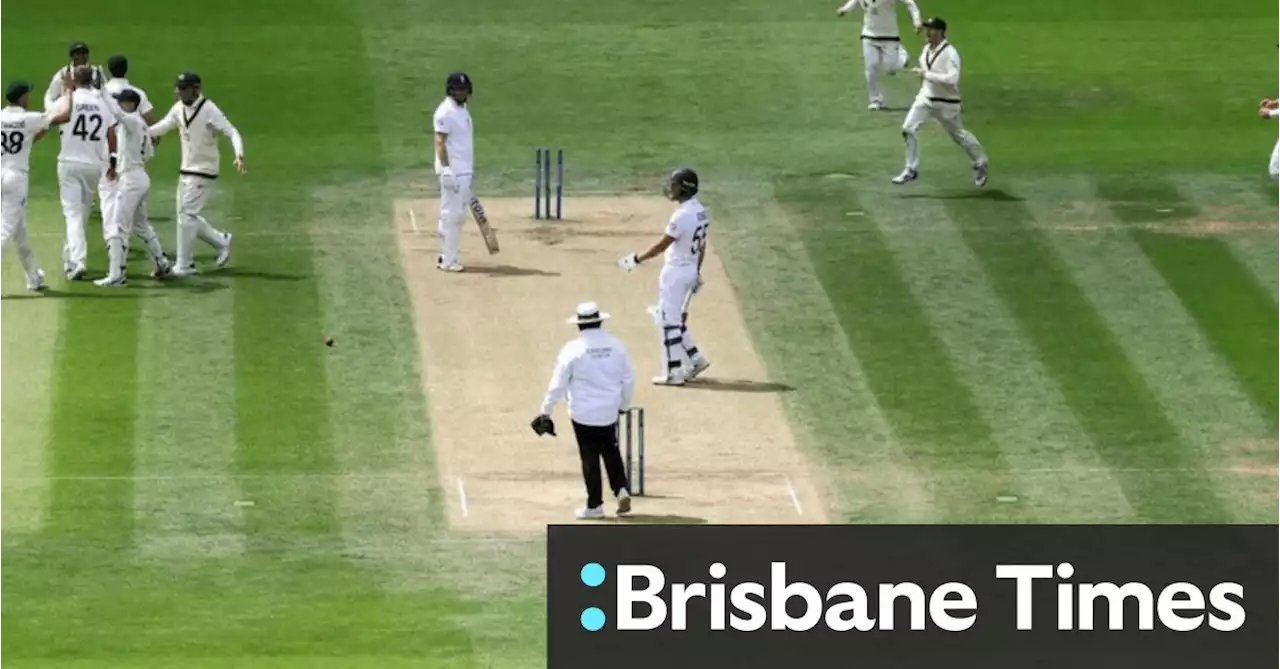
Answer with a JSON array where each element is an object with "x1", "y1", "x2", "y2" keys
[
  {"x1": 1260, "y1": 98, "x2": 1279, "y2": 179},
  {"x1": 892, "y1": 17, "x2": 989, "y2": 187},
  {"x1": 55, "y1": 66, "x2": 123, "y2": 280},
  {"x1": 100, "y1": 55, "x2": 170, "y2": 278},
  {"x1": 433, "y1": 71, "x2": 474, "y2": 272},
  {"x1": 149, "y1": 72, "x2": 245, "y2": 276},
  {"x1": 617, "y1": 168, "x2": 712, "y2": 386},
  {"x1": 837, "y1": 0, "x2": 922, "y2": 111},
  {"x1": 43, "y1": 41, "x2": 106, "y2": 111},
  {"x1": 2, "y1": 82, "x2": 62, "y2": 292},
  {"x1": 96, "y1": 89, "x2": 169, "y2": 286}
]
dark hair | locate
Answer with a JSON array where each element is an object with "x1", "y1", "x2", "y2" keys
[
  {"x1": 107, "y1": 55, "x2": 128, "y2": 78},
  {"x1": 577, "y1": 322, "x2": 602, "y2": 331}
]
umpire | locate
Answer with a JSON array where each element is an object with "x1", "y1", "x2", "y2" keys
[{"x1": 532, "y1": 302, "x2": 636, "y2": 519}]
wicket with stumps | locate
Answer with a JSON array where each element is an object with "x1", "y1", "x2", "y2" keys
[
  {"x1": 534, "y1": 147, "x2": 563, "y2": 220},
  {"x1": 619, "y1": 407, "x2": 645, "y2": 496}
]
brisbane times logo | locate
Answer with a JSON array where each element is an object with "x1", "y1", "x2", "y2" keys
[
  {"x1": 547, "y1": 526, "x2": 1276, "y2": 669},
  {"x1": 573, "y1": 561, "x2": 1246, "y2": 633}
]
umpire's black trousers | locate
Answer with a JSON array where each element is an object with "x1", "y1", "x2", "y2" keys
[{"x1": 572, "y1": 420, "x2": 630, "y2": 509}]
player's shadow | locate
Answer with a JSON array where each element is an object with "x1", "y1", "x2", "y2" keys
[
  {"x1": 683, "y1": 378, "x2": 796, "y2": 393},
  {"x1": 214, "y1": 267, "x2": 309, "y2": 281},
  {"x1": 469, "y1": 264, "x2": 560, "y2": 278},
  {"x1": 897, "y1": 189, "x2": 1024, "y2": 202},
  {"x1": 611, "y1": 513, "x2": 707, "y2": 525}
]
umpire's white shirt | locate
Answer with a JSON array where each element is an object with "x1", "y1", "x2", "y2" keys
[{"x1": 540, "y1": 329, "x2": 636, "y2": 427}]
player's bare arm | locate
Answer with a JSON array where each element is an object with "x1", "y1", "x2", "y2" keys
[{"x1": 435, "y1": 131, "x2": 450, "y2": 167}]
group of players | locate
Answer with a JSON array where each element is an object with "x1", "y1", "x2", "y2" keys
[{"x1": 1, "y1": 41, "x2": 247, "y2": 292}]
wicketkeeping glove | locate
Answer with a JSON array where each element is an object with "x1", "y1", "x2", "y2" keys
[{"x1": 530, "y1": 414, "x2": 557, "y2": 437}]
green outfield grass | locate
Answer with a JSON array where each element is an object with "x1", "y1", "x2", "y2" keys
[{"x1": 3, "y1": 0, "x2": 1276, "y2": 666}]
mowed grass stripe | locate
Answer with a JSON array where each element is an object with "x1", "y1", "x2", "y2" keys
[
  {"x1": 780, "y1": 178, "x2": 1019, "y2": 521},
  {"x1": 43, "y1": 238, "x2": 140, "y2": 544},
  {"x1": 863, "y1": 188, "x2": 1134, "y2": 522},
  {"x1": 310, "y1": 187, "x2": 442, "y2": 585},
  {"x1": 231, "y1": 191, "x2": 340, "y2": 552},
  {"x1": 943, "y1": 184, "x2": 1228, "y2": 522},
  {"x1": 1173, "y1": 174, "x2": 1278, "y2": 303},
  {"x1": 1, "y1": 201, "x2": 66, "y2": 532},
  {"x1": 1023, "y1": 176, "x2": 1271, "y2": 521},
  {"x1": 133, "y1": 188, "x2": 245, "y2": 558},
  {"x1": 713, "y1": 182, "x2": 933, "y2": 522}
]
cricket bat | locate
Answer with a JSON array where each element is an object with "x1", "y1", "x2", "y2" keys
[{"x1": 469, "y1": 196, "x2": 499, "y2": 254}]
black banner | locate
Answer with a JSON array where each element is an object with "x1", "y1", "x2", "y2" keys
[{"x1": 547, "y1": 525, "x2": 1276, "y2": 668}]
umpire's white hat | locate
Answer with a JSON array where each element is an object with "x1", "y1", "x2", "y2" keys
[{"x1": 567, "y1": 301, "x2": 610, "y2": 325}]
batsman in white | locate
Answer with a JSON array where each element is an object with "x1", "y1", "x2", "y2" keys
[
  {"x1": 100, "y1": 55, "x2": 171, "y2": 278},
  {"x1": 95, "y1": 88, "x2": 166, "y2": 287},
  {"x1": 42, "y1": 41, "x2": 106, "y2": 111},
  {"x1": 433, "y1": 71, "x2": 474, "y2": 273},
  {"x1": 892, "y1": 17, "x2": 989, "y2": 187},
  {"x1": 54, "y1": 66, "x2": 124, "y2": 281},
  {"x1": 618, "y1": 168, "x2": 712, "y2": 386},
  {"x1": 836, "y1": 0, "x2": 922, "y2": 111},
  {"x1": 2, "y1": 81, "x2": 66, "y2": 292},
  {"x1": 149, "y1": 72, "x2": 245, "y2": 276},
  {"x1": 1260, "y1": 98, "x2": 1279, "y2": 179}
]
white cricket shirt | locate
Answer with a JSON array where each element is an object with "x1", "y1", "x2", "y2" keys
[
  {"x1": 839, "y1": 0, "x2": 921, "y2": 39},
  {"x1": 432, "y1": 96, "x2": 473, "y2": 176},
  {"x1": 917, "y1": 40, "x2": 963, "y2": 102},
  {"x1": 1, "y1": 107, "x2": 50, "y2": 173},
  {"x1": 149, "y1": 96, "x2": 245, "y2": 178},
  {"x1": 540, "y1": 328, "x2": 636, "y2": 427},
  {"x1": 662, "y1": 196, "x2": 710, "y2": 270},
  {"x1": 43, "y1": 64, "x2": 106, "y2": 110},
  {"x1": 115, "y1": 112, "x2": 152, "y2": 175},
  {"x1": 58, "y1": 88, "x2": 119, "y2": 167},
  {"x1": 100, "y1": 79, "x2": 155, "y2": 164}
]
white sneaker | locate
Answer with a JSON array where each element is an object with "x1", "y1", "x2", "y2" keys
[
  {"x1": 653, "y1": 373, "x2": 686, "y2": 387},
  {"x1": 66, "y1": 264, "x2": 87, "y2": 281},
  {"x1": 436, "y1": 262, "x2": 464, "y2": 273},
  {"x1": 93, "y1": 275, "x2": 127, "y2": 287},
  {"x1": 616, "y1": 489, "x2": 632, "y2": 515},
  {"x1": 151, "y1": 257, "x2": 173, "y2": 279},
  {"x1": 576, "y1": 506, "x2": 605, "y2": 520},
  {"x1": 687, "y1": 358, "x2": 711, "y2": 381},
  {"x1": 891, "y1": 168, "x2": 919, "y2": 185},
  {"x1": 868, "y1": 101, "x2": 885, "y2": 111},
  {"x1": 974, "y1": 162, "x2": 989, "y2": 188},
  {"x1": 216, "y1": 234, "x2": 234, "y2": 268},
  {"x1": 171, "y1": 264, "x2": 199, "y2": 277},
  {"x1": 26, "y1": 269, "x2": 47, "y2": 292}
]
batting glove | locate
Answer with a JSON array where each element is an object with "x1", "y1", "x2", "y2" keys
[
  {"x1": 617, "y1": 253, "x2": 639, "y2": 271},
  {"x1": 440, "y1": 167, "x2": 459, "y2": 193}
]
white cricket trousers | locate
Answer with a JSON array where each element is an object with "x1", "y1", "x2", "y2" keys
[
  {"x1": 58, "y1": 160, "x2": 101, "y2": 269},
  {"x1": 1269, "y1": 139, "x2": 1278, "y2": 179},
  {"x1": 656, "y1": 264, "x2": 706, "y2": 376},
  {"x1": 1, "y1": 169, "x2": 42, "y2": 282},
  {"x1": 862, "y1": 38, "x2": 908, "y2": 106},
  {"x1": 437, "y1": 172, "x2": 473, "y2": 267},
  {"x1": 901, "y1": 97, "x2": 988, "y2": 171},
  {"x1": 103, "y1": 171, "x2": 167, "y2": 278},
  {"x1": 176, "y1": 174, "x2": 229, "y2": 271}
]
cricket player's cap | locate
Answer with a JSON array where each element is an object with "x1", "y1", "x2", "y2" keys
[
  {"x1": 922, "y1": 17, "x2": 947, "y2": 31},
  {"x1": 69, "y1": 41, "x2": 90, "y2": 56},
  {"x1": 114, "y1": 88, "x2": 142, "y2": 105},
  {"x1": 175, "y1": 72, "x2": 202, "y2": 88},
  {"x1": 5, "y1": 81, "x2": 32, "y2": 104}
]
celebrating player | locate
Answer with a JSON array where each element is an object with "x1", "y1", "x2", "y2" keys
[{"x1": 837, "y1": 0, "x2": 923, "y2": 111}]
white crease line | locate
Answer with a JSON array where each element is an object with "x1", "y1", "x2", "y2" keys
[
  {"x1": 457, "y1": 476, "x2": 469, "y2": 517},
  {"x1": 407, "y1": 207, "x2": 419, "y2": 234},
  {"x1": 783, "y1": 476, "x2": 803, "y2": 516}
]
